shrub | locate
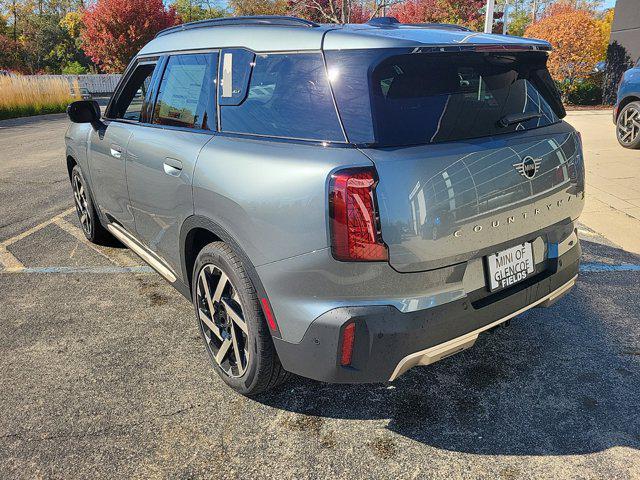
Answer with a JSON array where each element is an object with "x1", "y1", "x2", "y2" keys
[
  {"x1": 0, "y1": 76, "x2": 79, "y2": 120},
  {"x1": 566, "y1": 81, "x2": 603, "y2": 106},
  {"x1": 62, "y1": 61, "x2": 88, "y2": 75}
]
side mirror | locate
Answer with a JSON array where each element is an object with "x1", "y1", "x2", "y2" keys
[{"x1": 67, "y1": 100, "x2": 101, "y2": 124}]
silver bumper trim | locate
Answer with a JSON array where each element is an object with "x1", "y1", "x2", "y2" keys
[{"x1": 388, "y1": 275, "x2": 578, "y2": 381}]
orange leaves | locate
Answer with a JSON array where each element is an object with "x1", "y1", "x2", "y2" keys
[{"x1": 524, "y1": 5, "x2": 604, "y2": 84}]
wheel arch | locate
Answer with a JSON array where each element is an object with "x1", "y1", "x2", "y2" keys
[
  {"x1": 66, "y1": 154, "x2": 77, "y2": 180},
  {"x1": 180, "y1": 215, "x2": 281, "y2": 338},
  {"x1": 617, "y1": 95, "x2": 640, "y2": 121},
  {"x1": 181, "y1": 217, "x2": 263, "y2": 295}
]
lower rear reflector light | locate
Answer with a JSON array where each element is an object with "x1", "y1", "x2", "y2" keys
[
  {"x1": 340, "y1": 322, "x2": 356, "y2": 366},
  {"x1": 261, "y1": 297, "x2": 277, "y2": 331}
]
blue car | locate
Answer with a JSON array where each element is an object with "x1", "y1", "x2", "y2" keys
[{"x1": 615, "y1": 60, "x2": 640, "y2": 149}]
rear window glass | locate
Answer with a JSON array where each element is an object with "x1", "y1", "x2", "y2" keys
[
  {"x1": 325, "y1": 50, "x2": 563, "y2": 147},
  {"x1": 220, "y1": 52, "x2": 345, "y2": 142}
]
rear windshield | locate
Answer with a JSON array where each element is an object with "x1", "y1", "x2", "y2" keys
[{"x1": 325, "y1": 50, "x2": 564, "y2": 147}]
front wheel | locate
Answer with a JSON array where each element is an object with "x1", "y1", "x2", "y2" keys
[
  {"x1": 71, "y1": 165, "x2": 111, "y2": 244},
  {"x1": 192, "y1": 241, "x2": 290, "y2": 395},
  {"x1": 616, "y1": 101, "x2": 640, "y2": 149}
]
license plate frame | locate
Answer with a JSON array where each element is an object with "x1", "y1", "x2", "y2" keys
[{"x1": 485, "y1": 242, "x2": 535, "y2": 292}]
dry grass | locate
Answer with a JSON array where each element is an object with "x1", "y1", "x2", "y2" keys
[{"x1": 0, "y1": 76, "x2": 80, "y2": 120}]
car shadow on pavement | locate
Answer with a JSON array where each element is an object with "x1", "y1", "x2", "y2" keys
[{"x1": 255, "y1": 240, "x2": 640, "y2": 456}]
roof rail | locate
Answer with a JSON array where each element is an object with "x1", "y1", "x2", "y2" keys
[
  {"x1": 408, "y1": 23, "x2": 472, "y2": 32},
  {"x1": 367, "y1": 17, "x2": 472, "y2": 32},
  {"x1": 156, "y1": 16, "x2": 319, "y2": 38}
]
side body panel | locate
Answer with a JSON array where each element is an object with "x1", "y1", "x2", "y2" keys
[
  {"x1": 127, "y1": 125, "x2": 213, "y2": 273},
  {"x1": 192, "y1": 137, "x2": 371, "y2": 268},
  {"x1": 65, "y1": 123, "x2": 92, "y2": 174},
  {"x1": 87, "y1": 122, "x2": 136, "y2": 231}
]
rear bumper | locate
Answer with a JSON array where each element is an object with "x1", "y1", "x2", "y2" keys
[{"x1": 273, "y1": 241, "x2": 580, "y2": 383}]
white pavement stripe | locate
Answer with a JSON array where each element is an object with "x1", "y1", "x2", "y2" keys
[{"x1": 1, "y1": 266, "x2": 154, "y2": 274}]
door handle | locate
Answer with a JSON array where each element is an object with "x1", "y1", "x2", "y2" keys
[
  {"x1": 163, "y1": 157, "x2": 183, "y2": 177},
  {"x1": 110, "y1": 144, "x2": 123, "y2": 159}
]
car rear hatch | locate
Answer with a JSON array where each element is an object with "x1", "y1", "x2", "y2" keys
[{"x1": 325, "y1": 48, "x2": 585, "y2": 272}]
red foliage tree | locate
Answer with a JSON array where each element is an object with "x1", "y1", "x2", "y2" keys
[
  {"x1": 0, "y1": 34, "x2": 22, "y2": 71},
  {"x1": 81, "y1": 0, "x2": 178, "y2": 73},
  {"x1": 388, "y1": 0, "x2": 485, "y2": 30}
]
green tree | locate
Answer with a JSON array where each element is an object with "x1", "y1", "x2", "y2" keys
[
  {"x1": 62, "y1": 59, "x2": 86, "y2": 73},
  {"x1": 172, "y1": 0, "x2": 226, "y2": 22},
  {"x1": 0, "y1": 0, "x2": 91, "y2": 73},
  {"x1": 507, "y1": 9, "x2": 530, "y2": 36}
]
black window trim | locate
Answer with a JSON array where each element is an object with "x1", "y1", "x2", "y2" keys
[
  {"x1": 104, "y1": 56, "x2": 160, "y2": 123},
  {"x1": 216, "y1": 48, "x2": 349, "y2": 144},
  {"x1": 106, "y1": 48, "x2": 353, "y2": 144},
  {"x1": 106, "y1": 51, "x2": 222, "y2": 136}
]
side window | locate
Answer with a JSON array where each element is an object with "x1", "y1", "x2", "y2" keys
[
  {"x1": 111, "y1": 63, "x2": 156, "y2": 121},
  {"x1": 153, "y1": 53, "x2": 217, "y2": 130},
  {"x1": 219, "y1": 52, "x2": 345, "y2": 142}
]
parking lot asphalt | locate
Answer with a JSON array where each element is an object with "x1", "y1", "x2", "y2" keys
[{"x1": 0, "y1": 114, "x2": 639, "y2": 479}]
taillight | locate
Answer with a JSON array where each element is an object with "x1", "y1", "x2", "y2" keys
[
  {"x1": 340, "y1": 322, "x2": 356, "y2": 366},
  {"x1": 329, "y1": 167, "x2": 388, "y2": 262}
]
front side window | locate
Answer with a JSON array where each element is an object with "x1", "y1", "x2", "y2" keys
[
  {"x1": 153, "y1": 53, "x2": 217, "y2": 130},
  {"x1": 110, "y1": 62, "x2": 156, "y2": 121},
  {"x1": 325, "y1": 49, "x2": 564, "y2": 147},
  {"x1": 219, "y1": 52, "x2": 345, "y2": 142}
]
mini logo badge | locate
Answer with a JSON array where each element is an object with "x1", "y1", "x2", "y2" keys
[{"x1": 513, "y1": 156, "x2": 541, "y2": 179}]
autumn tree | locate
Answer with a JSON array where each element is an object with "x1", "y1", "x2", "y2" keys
[
  {"x1": 229, "y1": 0, "x2": 287, "y2": 16},
  {"x1": 82, "y1": 0, "x2": 178, "y2": 73},
  {"x1": 524, "y1": 4, "x2": 603, "y2": 92},
  {"x1": 289, "y1": 0, "x2": 381, "y2": 23},
  {"x1": 388, "y1": 0, "x2": 485, "y2": 30},
  {"x1": 596, "y1": 7, "x2": 614, "y2": 60}
]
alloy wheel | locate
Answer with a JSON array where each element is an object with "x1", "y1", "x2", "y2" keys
[
  {"x1": 196, "y1": 265, "x2": 250, "y2": 377},
  {"x1": 617, "y1": 106, "x2": 640, "y2": 146},
  {"x1": 72, "y1": 174, "x2": 92, "y2": 236}
]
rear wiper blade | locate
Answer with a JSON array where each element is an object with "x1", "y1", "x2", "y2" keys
[{"x1": 497, "y1": 112, "x2": 542, "y2": 128}]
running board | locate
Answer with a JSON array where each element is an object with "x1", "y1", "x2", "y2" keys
[
  {"x1": 389, "y1": 275, "x2": 578, "y2": 381},
  {"x1": 106, "y1": 224, "x2": 177, "y2": 283}
]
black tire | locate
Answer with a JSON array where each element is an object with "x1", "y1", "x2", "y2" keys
[
  {"x1": 191, "y1": 241, "x2": 290, "y2": 396},
  {"x1": 616, "y1": 101, "x2": 640, "y2": 149},
  {"x1": 70, "y1": 165, "x2": 112, "y2": 244}
]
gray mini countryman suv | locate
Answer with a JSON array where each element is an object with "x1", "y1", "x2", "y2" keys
[{"x1": 65, "y1": 16, "x2": 584, "y2": 395}]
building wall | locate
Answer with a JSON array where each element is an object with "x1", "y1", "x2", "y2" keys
[{"x1": 610, "y1": 0, "x2": 640, "y2": 63}]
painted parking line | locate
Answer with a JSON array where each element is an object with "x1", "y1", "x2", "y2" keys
[
  {"x1": 2, "y1": 209, "x2": 639, "y2": 276},
  {"x1": 14, "y1": 266, "x2": 155, "y2": 274},
  {"x1": 0, "y1": 207, "x2": 145, "y2": 272},
  {"x1": 579, "y1": 262, "x2": 640, "y2": 272},
  {"x1": 3, "y1": 262, "x2": 639, "y2": 276}
]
